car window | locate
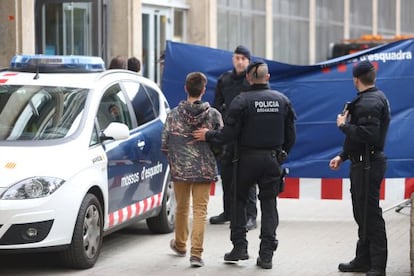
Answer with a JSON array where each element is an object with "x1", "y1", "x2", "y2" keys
[
  {"x1": 122, "y1": 81, "x2": 158, "y2": 126},
  {"x1": 0, "y1": 85, "x2": 88, "y2": 141},
  {"x1": 144, "y1": 86, "x2": 160, "y2": 118},
  {"x1": 97, "y1": 84, "x2": 133, "y2": 130}
]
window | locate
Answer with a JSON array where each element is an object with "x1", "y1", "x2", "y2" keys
[
  {"x1": 0, "y1": 85, "x2": 88, "y2": 141},
  {"x1": 349, "y1": 0, "x2": 372, "y2": 38},
  {"x1": 401, "y1": 0, "x2": 414, "y2": 35},
  {"x1": 122, "y1": 81, "x2": 159, "y2": 126},
  {"x1": 174, "y1": 9, "x2": 186, "y2": 42},
  {"x1": 97, "y1": 84, "x2": 132, "y2": 130},
  {"x1": 378, "y1": 0, "x2": 396, "y2": 36},
  {"x1": 35, "y1": 0, "x2": 104, "y2": 57},
  {"x1": 217, "y1": 0, "x2": 266, "y2": 57},
  {"x1": 316, "y1": 0, "x2": 344, "y2": 62},
  {"x1": 273, "y1": 0, "x2": 310, "y2": 64}
]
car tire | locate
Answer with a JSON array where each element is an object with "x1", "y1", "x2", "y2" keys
[
  {"x1": 60, "y1": 193, "x2": 103, "y2": 269},
  {"x1": 146, "y1": 173, "x2": 175, "y2": 233}
]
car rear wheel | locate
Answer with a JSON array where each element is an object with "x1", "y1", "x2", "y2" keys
[
  {"x1": 60, "y1": 193, "x2": 103, "y2": 269},
  {"x1": 146, "y1": 173, "x2": 175, "y2": 233}
]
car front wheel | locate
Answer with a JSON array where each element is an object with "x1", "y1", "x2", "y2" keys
[{"x1": 60, "y1": 193, "x2": 103, "y2": 269}]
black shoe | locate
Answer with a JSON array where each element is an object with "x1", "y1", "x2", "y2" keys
[
  {"x1": 224, "y1": 247, "x2": 249, "y2": 262},
  {"x1": 246, "y1": 217, "x2": 257, "y2": 230},
  {"x1": 338, "y1": 260, "x2": 370, "y2": 272},
  {"x1": 256, "y1": 256, "x2": 272, "y2": 269},
  {"x1": 210, "y1": 212, "x2": 230, "y2": 224},
  {"x1": 366, "y1": 269, "x2": 386, "y2": 276}
]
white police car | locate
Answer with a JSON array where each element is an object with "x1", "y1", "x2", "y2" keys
[{"x1": 0, "y1": 55, "x2": 175, "y2": 268}]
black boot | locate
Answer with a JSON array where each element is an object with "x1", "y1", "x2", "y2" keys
[
  {"x1": 256, "y1": 256, "x2": 272, "y2": 269},
  {"x1": 338, "y1": 259, "x2": 370, "y2": 272},
  {"x1": 224, "y1": 246, "x2": 249, "y2": 262},
  {"x1": 366, "y1": 269, "x2": 386, "y2": 276},
  {"x1": 210, "y1": 212, "x2": 230, "y2": 224}
]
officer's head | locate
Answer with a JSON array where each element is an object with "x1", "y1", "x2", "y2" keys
[
  {"x1": 185, "y1": 72, "x2": 207, "y2": 98},
  {"x1": 232, "y1": 45, "x2": 251, "y2": 75},
  {"x1": 353, "y1": 60, "x2": 376, "y2": 89},
  {"x1": 246, "y1": 60, "x2": 269, "y2": 84}
]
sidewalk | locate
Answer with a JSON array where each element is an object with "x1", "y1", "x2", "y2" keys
[
  {"x1": 202, "y1": 183, "x2": 411, "y2": 276},
  {"x1": 0, "y1": 183, "x2": 409, "y2": 276}
]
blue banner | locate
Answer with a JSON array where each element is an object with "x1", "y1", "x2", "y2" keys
[{"x1": 162, "y1": 40, "x2": 414, "y2": 178}]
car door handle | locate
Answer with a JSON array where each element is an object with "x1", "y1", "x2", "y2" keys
[{"x1": 137, "y1": 140, "x2": 145, "y2": 149}]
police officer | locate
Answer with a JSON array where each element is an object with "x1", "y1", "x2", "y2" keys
[
  {"x1": 329, "y1": 60, "x2": 390, "y2": 276},
  {"x1": 193, "y1": 61, "x2": 296, "y2": 269},
  {"x1": 210, "y1": 45, "x2": 258, "y2": 230}
]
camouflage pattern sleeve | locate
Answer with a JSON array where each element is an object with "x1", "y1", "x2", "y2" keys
[{"x1": 161, "y1": 112, "x2": 173, "y2": 153}]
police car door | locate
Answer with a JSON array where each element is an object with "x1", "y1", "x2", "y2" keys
[
  {"x1": 97, "y1": 83, "x2": 148, "y2": 216},
  {"x1": 122, "y1": 80, "x2": 167, "y2": 196}
]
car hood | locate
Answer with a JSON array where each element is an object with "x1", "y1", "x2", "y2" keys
[{"x1": 0, "y1": 144, "x2": 94, "y2": 189}]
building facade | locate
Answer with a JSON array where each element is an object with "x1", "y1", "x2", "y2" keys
[{"x1": 1, "y1": 0, "x2": 413, "y2": 84}]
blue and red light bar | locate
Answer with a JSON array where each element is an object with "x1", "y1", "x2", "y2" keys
[{"x1": 10, "y1": 55, "x2": 105, "y2": 73}]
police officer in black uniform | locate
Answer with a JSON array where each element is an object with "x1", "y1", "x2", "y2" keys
[
  {"x1": 193, "y1": 61, "x2": 296, "y2": 269},
  {"x1": 210, "y1": 45, "x2": 258, "y2": 230},
  {"x1": 329, "y1": 60, "x2": 390, "y2": 276}
]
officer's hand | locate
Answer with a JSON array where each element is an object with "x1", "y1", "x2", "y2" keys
[
  {"x1": 336, "y1": 110, "x2": 348, "y2": 127},
  {"x1": 192, "y1": 128, "x2": 209, "y2": 141},
  {"x1": 329, "y1": 155, "x2": 342, "y2": 170}
]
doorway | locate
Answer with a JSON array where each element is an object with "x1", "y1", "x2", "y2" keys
[
  {"x1": 142, "y1": 7, "x2": 172, "y2": 85},
  {"x1": 35, "y1": 0, "x2": 104, "y2": 57}
]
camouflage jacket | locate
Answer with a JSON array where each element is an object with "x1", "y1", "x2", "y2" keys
[{"x1": 162, "y1": 100, "x2": 223, "y2": 183}]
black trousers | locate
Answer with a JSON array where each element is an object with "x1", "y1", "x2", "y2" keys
[
  {"x1": 349, "y1": 154, "x2": 388, "y2": 270},
  {"x1": 230, "y1": 150, "x2": 281, "y2": 259},
  {"x1": 220, "y1": 153, "x2": 257, "y2": 220}
]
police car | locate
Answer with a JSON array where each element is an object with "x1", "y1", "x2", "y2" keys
[{"x1": 0, "y1": 55, "x2": 175, "y2": 268}]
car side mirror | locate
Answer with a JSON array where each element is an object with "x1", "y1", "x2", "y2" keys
[{"x1": 100, "y1": 122, "x2": 130, "y2": 142}]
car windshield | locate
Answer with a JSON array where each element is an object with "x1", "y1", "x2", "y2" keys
[{"x1": 0, "y1": 85, "x2": 88, "y2": 141}]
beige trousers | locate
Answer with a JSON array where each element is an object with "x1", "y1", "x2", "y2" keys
[{"x1": 173, "y1": 181, "x2": 211, "y2": 258}]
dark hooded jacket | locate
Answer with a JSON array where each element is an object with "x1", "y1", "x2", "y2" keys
[{"x1": 162, "y1": 100, "x2": 223, "y2": 182}]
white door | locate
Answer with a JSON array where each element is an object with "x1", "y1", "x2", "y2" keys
[{"x1": 142, "y1": 6, "x2": 173, "y2": 85}]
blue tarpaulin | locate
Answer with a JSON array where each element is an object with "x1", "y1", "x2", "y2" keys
[{"x1": 161, "y1": 40, "x2": 414, "y2": 179}]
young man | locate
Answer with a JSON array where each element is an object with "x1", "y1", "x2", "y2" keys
[
  {"x1": 210, "y1": 45, "x2": 258, "y2": 230},
  {"x1": 162, "y1": 72, "x2": 223, "y2": 267},
  {"x1": 330, "y1": 60, "x2": 390, "y2": 276}
]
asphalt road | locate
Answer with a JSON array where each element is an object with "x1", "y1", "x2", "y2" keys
[{"x1": 0, "y1": 191, "x2": 410, "y2": 276}]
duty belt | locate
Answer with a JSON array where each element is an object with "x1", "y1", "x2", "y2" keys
[
  {"x1": 348, "y1": 151, "x2": 383, "y2": 163},
  {"x1": 240, "y1": 147, "x2": 281, "y2": 154}
]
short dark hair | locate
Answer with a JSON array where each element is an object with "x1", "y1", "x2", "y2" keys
[
  {"x1": 185, "y1": 72, "x2": 207, "y2": 97},
  {"x1": 353, "y1": 60, "x2": 376, "y2": 85},
  {"x1": 246, "y1": 60, "x2": 268, "y2": 79},
  {"x1": 358, "y1": 70, "x2": 376, "y2": 85},
  {"x1": 108, "y1": 55, "x2": 127, "y2": 69},
  {"x1": 127, "y1": 57, "x2": 141, "y2": 72}
]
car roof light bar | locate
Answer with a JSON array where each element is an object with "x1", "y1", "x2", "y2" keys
[{"x1": 9, "y1": 55, "x2": 105, "y2": 73}]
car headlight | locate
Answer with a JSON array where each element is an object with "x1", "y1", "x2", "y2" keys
[{"x1": 1, "y1": 177, "x2": 65, "y2": 200}]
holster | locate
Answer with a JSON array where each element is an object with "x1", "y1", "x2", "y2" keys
[{"x1": 279, "y1": 167, "x2": 289, "y2": 193}]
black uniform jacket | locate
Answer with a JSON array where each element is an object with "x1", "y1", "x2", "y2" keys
[
  {"x1": 206, "y1": 83, "x2": 296, "y2": 153},
  {"x1": 213, "y1": 69, "x2": 249, "y2": 116},
  {"x1": 339, "y1": 87, "x2": 390, "y2": 161}
]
